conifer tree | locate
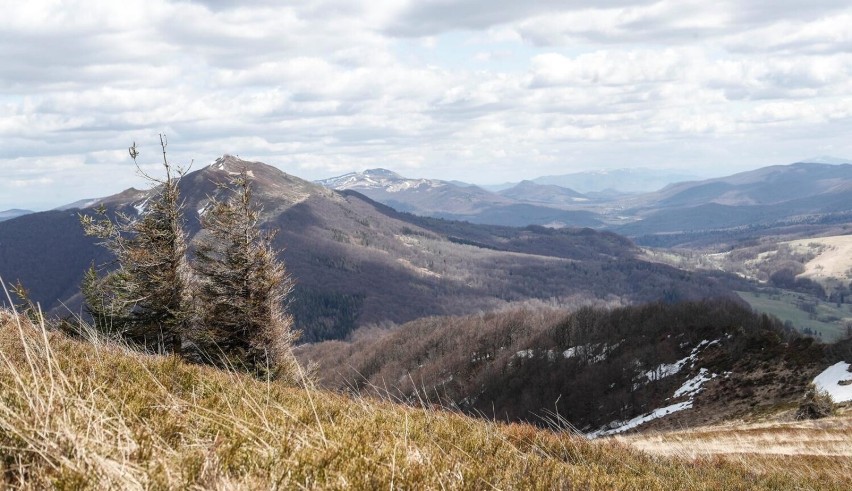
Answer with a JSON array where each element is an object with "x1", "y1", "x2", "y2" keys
[
  {"x1": 80, "y1": 135, "x2": 193, "y2": 353},
  {"x1": 194, "y1": 169, "x2": 299, "y2": 379}
]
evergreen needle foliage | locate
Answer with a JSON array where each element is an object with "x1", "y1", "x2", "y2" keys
[
  {"x1": 79, "y1": 140, "x2": 299, "y2": 380},
  {"x1": 194, "y1": 169, "x2": 299, "y2": 380},
  {"x1": 79, "y1": 135, "x2": 193, "y2": 354}
]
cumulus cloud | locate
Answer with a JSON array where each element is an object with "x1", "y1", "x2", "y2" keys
[{"x1": 1, "y1": 0, "x2": 852, "y2": 210}]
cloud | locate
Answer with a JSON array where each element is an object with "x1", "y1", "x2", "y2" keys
[
  {"x1": 2, "y1": 0, "x2": 852, "y2": 210},
  {"x1": 384, "y1": 0, "x2": 647, "y2": 37},
  {"x1": 515, "y1": 0, "x2": 851, "y2": 46}
]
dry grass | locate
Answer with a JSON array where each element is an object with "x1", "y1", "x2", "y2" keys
[
  {"x1": 0, "y1": 309, "x2": 849, "y2": 489},
  {"x1": 616, "y1": 411, "x2": 852, "y2": 486},
  {"x1": 787, "y1": 235, "x2": 852, "y2": 283}
]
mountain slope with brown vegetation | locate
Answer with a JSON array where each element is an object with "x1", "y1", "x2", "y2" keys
[
  {"x1": 1, "y1": 309, "x2": 849, "y2": 490},
  {"x1": 300, "y1": 300, "x2": 843, "y2": 434},
  {"x1": 0, "y1": 155, "x2": 747, "y2": 342}
]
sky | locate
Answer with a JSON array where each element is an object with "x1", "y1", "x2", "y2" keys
[{"x1": 2, "y1": 0, "x2": 852, "y2": 211}]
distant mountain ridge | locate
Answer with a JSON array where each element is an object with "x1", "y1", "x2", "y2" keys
[
  {"x1": 649, "y1": 162, "x2": 852, "y2": 208},
  {"x1": 317, "y1": 168, "x2": 510, "y2": 212},
  {"x1": 0, "y1": 155, "x2": 742, "y2": 342},
  {"x1": 317, "y1": 160, "x2": 852, "y2": 248},
  {"x1": 0, "y1": 209, "x2": 33, "y2": 222},
  {"x1": 498, "y1": 180, "x2": 588, "y2": 205},
  {"x1": 317, "y1": 168, "x2": 429, "y2": 193},
  {"x1": 316, "y1": 168, "x2": 603, "y2": 228},
  {"x1": 617, "y1": 162, "x2": 852, "y2": 245},
  {"x1": 531, "y1": 168, "x2": 702, "y2": 194}
]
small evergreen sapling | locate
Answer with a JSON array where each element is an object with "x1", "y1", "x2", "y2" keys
[
  {"x1": 80, "y1": 135, "x2": 194, "y2": 353},
  {"x1": 194, "y1": 169, "x2": 300, "y2": 380}
]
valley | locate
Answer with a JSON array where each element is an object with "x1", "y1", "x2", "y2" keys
[
  {"x1": 1, "y1": 155, "x2": 851, "y2": 488},
  {"x1": 642, "y1": 232, "x2": 852, "y2": 341},
  {"x1": 6, "y1": 2, "x2": 852, "y2": 487},
  {"x1": 737, "y1": 290, "x2": 852, "y2": 343}
]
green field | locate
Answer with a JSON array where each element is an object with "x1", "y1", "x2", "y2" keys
[{"x1": 736, "y1": 290, "x2": 852, "y2": 342}]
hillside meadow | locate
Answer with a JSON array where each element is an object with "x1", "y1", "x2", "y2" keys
[
  {"x1": 0, "y1": 309, "x2": 849, "y2": 489},
  {"x1": 616, "y1": 409, "x2": 852, "y2": 485}
]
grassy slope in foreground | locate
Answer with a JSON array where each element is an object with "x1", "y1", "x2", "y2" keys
[{"x1": 0, "y1": 310, "x2": 849, "y2": 490}]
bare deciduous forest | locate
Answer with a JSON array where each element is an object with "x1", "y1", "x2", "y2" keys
[{"x1": 301, "y1": 300, "x2": 846, "y2": 431}]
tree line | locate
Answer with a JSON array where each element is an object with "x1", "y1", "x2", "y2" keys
[{"x1": 80, "y1": 136, "x2": 299, "y2": 381}]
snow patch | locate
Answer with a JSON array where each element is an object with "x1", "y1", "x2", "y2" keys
[
  {"x1": 515, "y1": 349, "x2": 559, "y2": 361},
  {"x1": 227, "y1": 170, "x2": 254, "y2": 178},
  {"x1": 672, "y1": 368, "x2": 716, "y2": 399},
  {"x1": 588, "y1": 401, "x2": 693, "y2": 438},
  {"x1": 562, "y1": 342, "x2": 621, "y2": 363},
  {"x1": 644, "y1": 339, "x2": 719, "y2": 382},
  {"x1": 74, "y1": 199, "x2": 101, "y2": 209},
  {"x1": 589, "y1": 342, "x2": 724, "y2": 438},
  {"x1": 645, "y1": 357, "x2": 690, "y2": 382},
  {"x1": 396, "y1": 258, "x2": 441, "y2": 278},
  {"x1": 813, "y1": 362, "x2": 852, "y2": 403},
  {"x1": 133, "y1": 199, "x2": 149, "y2": 216}
]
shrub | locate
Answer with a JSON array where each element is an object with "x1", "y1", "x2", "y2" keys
[{"x1": 796, "y1": 384, "x2": 835, "y2": 420}]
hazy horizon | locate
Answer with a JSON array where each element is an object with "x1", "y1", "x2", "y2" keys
[
  {"x1": 7, "y1": 155, "x2": 852, "y2": 212},
  {"x1": 3, "y1": 1, "x2": 852, "y2": 210}
]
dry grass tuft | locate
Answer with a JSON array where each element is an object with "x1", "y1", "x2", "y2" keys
[
  {"x1": 616, "y1": 412, "x2": 852, "y2": 488},
  {"x1": 0, "y1": 309, "x2": 848, "y2": 489}
]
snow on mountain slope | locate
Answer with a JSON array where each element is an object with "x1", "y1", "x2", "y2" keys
[
  {"x1": 814, "y1": 362, "x2": 852, "y2": 403},
  {"x1": 317, "y1": 169, "x2": 448, "y2": 194}
]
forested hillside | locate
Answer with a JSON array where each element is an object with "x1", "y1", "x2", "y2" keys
[{"x1": 301, "y1": 300, "x2": 837, "y2": 433}]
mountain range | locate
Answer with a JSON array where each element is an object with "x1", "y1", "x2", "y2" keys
[
  {"x1": 478, "y1": 168, "x2": 703, "y2": 194},
  {"x1": 0, "y1": 155, "x2": 743, "y2": 343},
  {"x1": 616, "y1": 161, "x2": 852, "y2": 246},
  {"x1": 318, "y1": 160, "x2": 852, "y2": 248},
  {"x1": 531, "y1": 168, "x2": 703, "y2": 194},
  {"x1": 317, "y1": 169, "x2": 601, "y2": 228},
  {"x1": 3, "y1": 155, "x2": 850, "y2": 342},
  {"x1": 2, "y1": 154, "x2": 851, "y2": 451}
]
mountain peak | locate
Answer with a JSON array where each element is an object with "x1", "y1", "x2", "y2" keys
[
  {"x1": 363, "y1": 168, "x2": 404, "y2": 179},
  {"x1": 210, "y1": 154, "x2": 254, "y2": 171},
  {"x1": 316, "y1": 168, "x2": 423, "y2": 191}
]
